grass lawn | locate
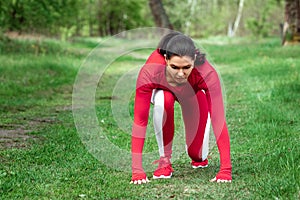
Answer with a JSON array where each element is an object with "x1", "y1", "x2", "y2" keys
[{"x1": 0, "y1": 36, "x2": 299, "y2": 199}]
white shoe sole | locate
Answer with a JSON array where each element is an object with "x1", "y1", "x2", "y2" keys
[
  {"x1": 192, "y1": 164, "x2": 208, "y2": 169},
  {"x1": 153, "y1": 173, "x2": 172, "y2": 179}
]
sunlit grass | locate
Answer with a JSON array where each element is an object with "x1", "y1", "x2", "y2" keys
[{"x1": 0, "y1": 37, "x2": 299, "y2": 199}]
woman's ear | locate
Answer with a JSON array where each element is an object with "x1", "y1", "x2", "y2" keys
[{"x1": 164, "y1": 54, "x2": 167, "y2": 62}]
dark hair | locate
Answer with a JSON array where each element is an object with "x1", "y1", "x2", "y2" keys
[
  {"x1": 157, "y1": 31, "x2": 181, "y2": 55},
  {"x1": 158, "y1": 33, "x2": 205, "y2": 66}
]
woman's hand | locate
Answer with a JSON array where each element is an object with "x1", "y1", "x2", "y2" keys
[
  {"x1": 130, "y1": 172, "x2": 150, "y2": 185},
  {"x1": 210, "y1": 168, "x2": 232, "y2": 183},
  {"x1": 210, "y1": 177, "x2": 231, "y2": 183}
]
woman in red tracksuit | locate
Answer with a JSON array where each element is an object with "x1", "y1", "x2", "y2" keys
[{"x1": 131, "y1": 32, "x2": 232, "y2": 184}]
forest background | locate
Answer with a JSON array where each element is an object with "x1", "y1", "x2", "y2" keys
[{"x1": 0, "y1": 0, "x2": 287, "y2": 39}]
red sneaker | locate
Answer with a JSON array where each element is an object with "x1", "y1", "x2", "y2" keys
[
  {"x1": 191, "y1": 159, "x2": 208, "y2": 169},
  {"x1": 153, "y1": 157, "x2": 174, "y2": 179}
]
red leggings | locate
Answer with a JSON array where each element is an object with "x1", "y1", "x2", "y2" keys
[{"x1": 152, "y1": 89, "x2": 210, "y2": 162}]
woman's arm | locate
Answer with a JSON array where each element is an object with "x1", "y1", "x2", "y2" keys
[
  {"x1": 198, "y1": 62, "x2": 232, "y2": 181},
  {"x1": 131, "y1": 85, "x2": 152, "y2": 174},
  {"x1": 131, "y1": 50, "x2": 165, "y2": 183}
]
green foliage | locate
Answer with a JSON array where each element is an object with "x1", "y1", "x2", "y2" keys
[
  {"x1": 0, "y1": 0, "x2": 152, "y2": 37},
  {"x1": 0, "y1": 0, "x2": 287, "y2": 38},
  {"x1": 162, "y1": 0, "x2": 285, "y2": 38},
  {"x1": 96, "y1": 0, "x2": 152, "y2": 36},
  {"x1": 0, "y1": 0, "x2": 84, "y2": 37},
  {"x1": 244, "y1": 0, "x2": 284, "y2": 38}
]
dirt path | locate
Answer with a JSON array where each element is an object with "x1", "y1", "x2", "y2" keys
[{"x1": 0, "y1": 117, "x2": 58, "y2": 149}]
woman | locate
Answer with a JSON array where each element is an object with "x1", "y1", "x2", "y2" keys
[{"x1": 131, "y1": 32, "x2": 232, "y2": 184}]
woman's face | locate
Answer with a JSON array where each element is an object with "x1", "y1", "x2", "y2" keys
[{"x1": 165, "y1": 55, "x2": 194, "y2": 86}]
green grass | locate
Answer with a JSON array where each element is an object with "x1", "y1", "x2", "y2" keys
[{"x1": 0, "y1": 36, "x2": 299, "y2": 199}]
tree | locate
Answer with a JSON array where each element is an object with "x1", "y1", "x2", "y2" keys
[
  {"x1": 228, "y1": 0, "x2": 245, "y2": 37},
  {"x1": 0, "y1": 0, "x2": 84, "y2": 37},
  {"x1": 148, "y1": 0, "x2": 173, "y2": 29},
  {"x1": 282, "y1": 0, "x2": 300, "y2": 45},
  {"x1": 96, "y1": 0, "x2": 151, "y2": 36}
]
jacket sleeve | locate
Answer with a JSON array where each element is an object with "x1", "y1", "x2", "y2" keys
[
  {"x1": 131, "y1": 50, "x2": 164, "y2": 173},
  {"x1": 198, "y1": 62, "x2": 232, "y2": 173},
  {"x1": 131, "y1": 73, "x2": 153, "y2": 173}
]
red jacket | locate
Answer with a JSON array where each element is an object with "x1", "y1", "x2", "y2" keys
[{"x1": 131, "y1": 49, "x2": 232, "y2": 175}]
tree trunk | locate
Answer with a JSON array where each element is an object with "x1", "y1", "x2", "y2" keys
[
  {"x1": 148, "y1": 0, "x2": 173, "y2": 29},
  {"x1": 282, "y1": 0, "x2": 300, "y2": 45},
  {"x1": 296, "y1": 0, "x2": 300, "y2": 33},
  {"x1": 228, "y1": 0, "x2": 244, "y2": 37},
  {"x1": 88, "y1": 1, "x2": 93, "y2": 36}
]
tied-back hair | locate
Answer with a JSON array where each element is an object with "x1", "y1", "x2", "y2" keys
[{"x1": 158, "y1": 32, "x2": 205, "y2": 66}]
